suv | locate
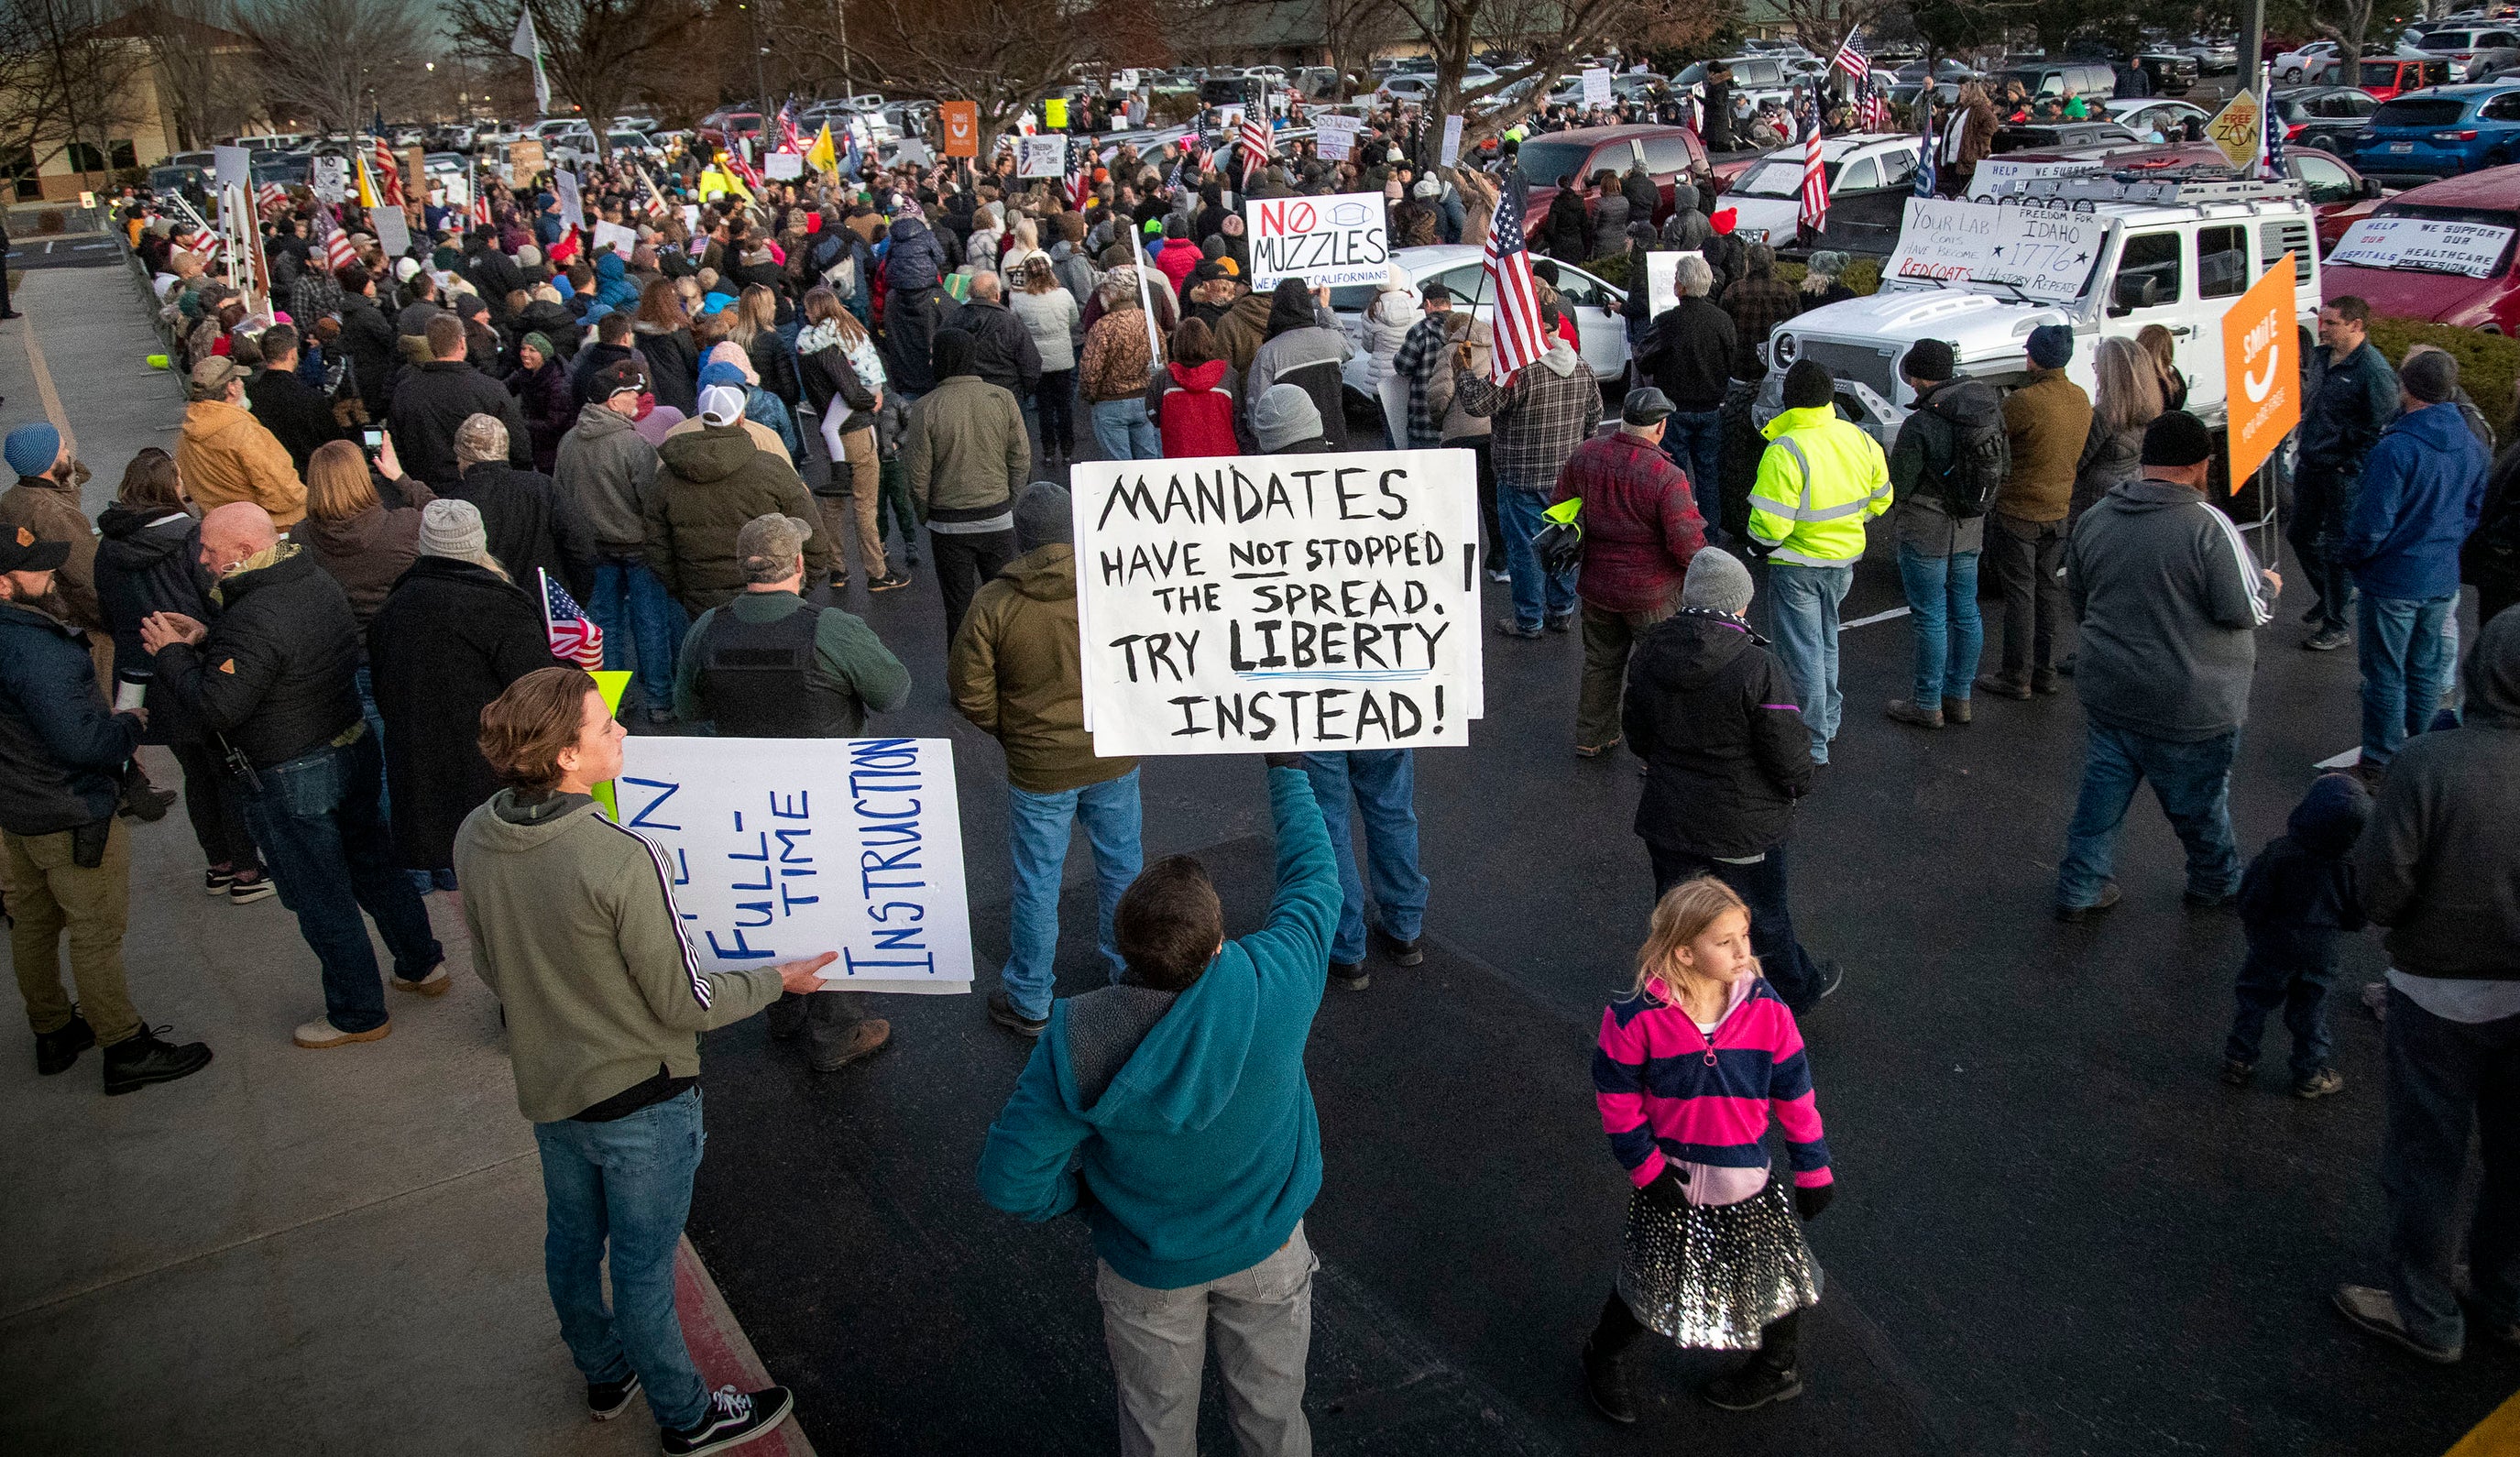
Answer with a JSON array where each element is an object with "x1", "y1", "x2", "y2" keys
[
  {"x1": 2273, "y1": 85, "x2": 2381, "y2": 150},
  {"x1": 2347, "y1": 83, "x2": 2520, "y2": 181},
  {"x1": 1758, "y1": 175, "x2": 2321, "y2": 443},
  {"x1": 2408, "y1": 26, "x2": 2520, "y2": 78},
  {"x1": 2320, "y1": 167, "x2": 2520, "y2": 331},
  {"x1": 1722, "y1": 132, "x2": 1923, "y2": 254},
  {"x1": 1997, "y1": 59, "x2": 2119, "y2": 103},
  {"x1": 1513, "y1": 125, "x2": 1711, "y2": 232},
  {"x1": 2361, "y1": 57, "x2": 2459, "y2": 99}
]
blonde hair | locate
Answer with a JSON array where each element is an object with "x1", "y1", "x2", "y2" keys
[
  {"x1": 1628, "y1": 877, "x2": 1752, "y2": 1005},
  {"x1": 2091, "y1": 335, "x2": 2165, "y2": 434}
]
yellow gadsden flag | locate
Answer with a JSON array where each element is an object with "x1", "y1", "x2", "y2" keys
[{"x1": 806, "y1": 122, "x2": 838, "y2": 175}]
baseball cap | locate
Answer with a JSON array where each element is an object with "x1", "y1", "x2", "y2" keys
[
  {"x1": 594, "y1": 359, "x2": 647, "y2": 401},
  {"x1": 697, "y1": 384, "x2": 749, "y2": 427},
  {"x1": 0, "y1": 522, "x2": 70, "y2": 573},
  {"x1": 189, "y1": 356, "x2": 244, "y2": 400},
  {"x1": 736, "y1": 513, "x2": 813, "y2": 571}
]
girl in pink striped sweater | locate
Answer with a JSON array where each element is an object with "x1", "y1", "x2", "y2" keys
[{"x1": 1582, "y1": 877, "x2": 1835, "y2": 1420}]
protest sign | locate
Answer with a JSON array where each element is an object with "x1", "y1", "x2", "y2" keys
[
  {"x1": 1017, "y1": 135, "x2": 1066, "y2": 178},
  {"x1": 1440, "y1": 113, "x2": 1463, "y2": 168},
  {"x1": 1965, "y1": 156, "x2": 2104, "y2": 196},
  {"x1": 1883, "y1": 198, "x2": 2107, "y2": 302},
  {"x1": 941, "y1": 102, "x2": 979, "y2": 158},
  {"x1": 1244, "y1": 191, "x2": 1391, "y2": 289},
  {"x1": 214, "y1": 145, "x2": 249, "y2": 192},
  {"x1": 371, "y1": 203, "x2": 410, "y2": 259},
  {"x1": 1643, "y1": 249, "x2": 1706, "y2": 319},
  {"x1": 553, "y1": 168, "x2": 583, "y2": 231},
  {"x1": 764, "y1": 151, "x2": 804, "y2": 180},
  {"x1": 1044, "y1": 97, "x2": 1068, "y2": 129},
  {"x1": 312, "y1": 154, "x2": 346, "y2": 203},
  {"x1": 1313, "y1": 115, "x2": 1359, "y2": 162},
  {"x1": 2206, "y1": 89, "x2": 2263, "y2": 172},
  {"x1": 2329, "y1": 216, "x2": 2516, "y2": 279},
  {"x1": 507, "y1": 138, "x2": 545, "y2": 179},
  {"x1": 1582, "y1": 67, "x2": 1614, "y2": 109},
  {"x1": 893, "y1": 136, "x2": 933, "y2": 167},
  {"x1": 593, "y1": 220, "x2": 639, "y2": 256},
  {"x1": 612, "y1": 737, "x2": 973, "y2": 994},
  {"x1": 2221, "y1": 252, "x2": 2299, "y2": 488},
  {"x1": 1070, "y1": 449, "x2": 1486, "y2": 756}
]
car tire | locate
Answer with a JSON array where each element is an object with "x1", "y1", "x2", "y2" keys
[
  {"x1": 2283, "y1": 67, "x2": 2301, "y2": 82},
  {"x1": 2306, "y1": 136, "x2": 2337, "y2": 153},
  {"x1": 2491, "y1": 149, "x2": 2513, "y2": 168}
]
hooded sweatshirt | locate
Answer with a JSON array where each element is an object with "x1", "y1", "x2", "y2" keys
[
  {"x1": 554, "y1": 403, "x2": 661, "y2": 556},
  {"x1": 2352, "y1": 611, "x2": 2520, "y2": 983},
  {"x1": 948, "y1": 544, "x2": 1137, "y2": 793},
  {"x1": 1624, "y1": 608, "x2": 1812, "y2": 857},
  {"x1": 2340, "y1": 400, "x2": 2490, "y2": 601},
  {"x1": 176, "y1": 398, "x2": 307, "y2": 527},
  {"x1": 2239, "y1": 772, "x2": 2370, "y2": 967},
  {"x1": 977, "y1": 767, "x2": 1339, "y2": 1289},
  {"x1": 454, "y1": 790, "x2": 783, "y2": 1123},
  {"x1": 2065, "y1": 477, "x2": 2273, "y2": 741}
]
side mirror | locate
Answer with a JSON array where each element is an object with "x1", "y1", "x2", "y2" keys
[{"x1": 2361, "y1": 176, "x2": 2384, "y2": 199}]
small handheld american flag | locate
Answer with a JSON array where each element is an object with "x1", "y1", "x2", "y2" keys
[
  {"x1": 312, "y1": 205, "x2": 357, "y2": 273},
  {"x1": 1238, "y1": 77, "x2": 1274, "y2": 185},
  {"x1": 1481, "y1": 172, "x2": 1548, "y2": 384},
  {"x1": 540, "y1": 569, "x2": 606, "y2": 669},
  {"x1": 1068, "y1": 137, "x2": 1095, "y2": 211},
  {"x1": 777, "y1": 99, "x2": 805, "y2": 155}
]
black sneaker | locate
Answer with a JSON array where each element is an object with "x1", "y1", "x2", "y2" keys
[
  {"x1": 1330, "y1": 960, "x2": 1370, "y2": 991},
  {"x1": 2055, "y1": 880, "x2": 2123, "y2": 924},
  {"x1": 226, "y1": 872, "x2": 277, "y2": 905},
  {"x1": 663, "y1": 1385, "x2": 794, "y2": 1456},
  {"x1": 1702, "y1": 1362, "x2": 1802, "y2": 1410},
  {"x1": 586, "y1": 1370, "x2": 642, "y2": 1421},
  {"x1": 2221, "y1": 1058, "x2": 2256, "y2": 1087},
  {"x1": 1370, "y1": 926, "x2": 1423, "y2": 967},
  {"x1": 868, "y1": 570, "x2": 912, "y2": 593},
  {"x1": 36, "y1": 1013, "x2": 94, "y2": 1075},
  {"x1": 2294, "y1": 1067, "x2": 2345, "y2": 1100},
  {"x1": 2304, "y1": 628, "x2": 2352, "y2": 652},
  {"x1": 1545, "y1": 611, "x2": 1575, "y2": 634},
  {"x1": 102, "y1": 1026, "x2": 214, "y2": 1095},
  {"x1": 1582, "y1": 1336, "x2": 1637, "y2": 1424},
  {"x1": 203, "y1": 866, "x2": 236, "y2": 894},
  {"x1": 987, "y1": 991, "x2": 1046, "y2": 1038}
]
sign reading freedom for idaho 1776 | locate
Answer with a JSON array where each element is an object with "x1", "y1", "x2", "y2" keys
[
  {"x1": 1884, "y1": 198, "x2": 2109, "y2": 303},
  {"x1": 1244, "y1": 192, "x2": 1392, "y2": 288},
  {"x1": 1071, "y1": 449, "x2": 1486, "y2": 757},
  {"x1": 611, "y1": 736, "x2": 973, "y2": 994}
]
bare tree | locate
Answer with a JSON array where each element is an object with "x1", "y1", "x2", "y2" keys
[
  {"x1": 0, "y1": 0, "x2": 154, "y2": 183},
  {"x1": 232, "y1": 0, "x2": 432, "y2": 133},
  {"x1": 447, "y1": 0, "x2": 705, "y2": 146},
  {"x1": 1386, "y1": 0, "x2": 1724, "y2": 147},
  {"x1": 125, "y1": 0, "x2": 259, "y2": 150}
]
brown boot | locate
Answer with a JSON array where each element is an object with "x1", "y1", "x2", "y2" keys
[
  {"x1": 1943, "y1": 696, "x2": 1973, "y2": 725},
  {"x1": 1885, "y1": 697, "x2": 1945, "y2": 729},
  {"x1": 810, "y1": 1018, "x2": 893, "y2": 1072}
]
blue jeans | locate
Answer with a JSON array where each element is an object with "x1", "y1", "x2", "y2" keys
[
  {"x1": 1002, "y1": 768, "x2": 1145, "y2": 1019},
  {"x1": 2225, "y1": 942, "x2": 2339, "y2": 1082},
  {"x1": 1300, "y1": 750, "x2": 1428, "y2": 964},
  {"x1": 1896, "y1": 543, "x2": 1983, "y2": 707},
  {"x1": 2380, "y1": 989, "x2": 2520, "y2": 1353},
  {"x1": 2055, "y1": 723, "x2": 2241, "y2": 909},
  {"x1": 533, "y1": 1089, "x2": 710, "y2": 1430},
  {"x1": 1661, "y1": 409, "x2": 1725, "y2": 531},
  {"x1": 589, "y1": 556, "x2": 687, "y2": 718},
  {"x1": 2356, "y1": 591, "x2": 2458, "y2": 769},
  {"x1": 1090, "y1": 398, "x2": 1162, "y2": 460},
  {"x1": 237, "y1": 732, "x2": 443, "y2": 1034},
  {"x1": 1765, "y1": 562, "x2": 1853, "y2": 762},
  {"x1": 1497, "y1": 487, "x2": 1576, "y2": 629}
]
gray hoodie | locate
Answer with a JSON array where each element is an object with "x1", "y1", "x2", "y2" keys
[
  {"x1": 553, "y1": 402, "x2": 661, "y2": 555},
  {"x1": 2065, "y1": 477, "x2": 2273, "y2": 741}
]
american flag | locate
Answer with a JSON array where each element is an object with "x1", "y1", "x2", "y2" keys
[
  {"x1": 1798, "y1": 101, "x2": 1829, "y2": 234},
  {"x1": 2260, "y1": 93, "x2": 2284, "y2": 181},
  {"x1": 1830, "y1": 28, "x2": 1870, "y2": 83},
  {"x1": 369, "y1": 137, "x2": 404, "y2": 205},
  {"x1": 1858, "y1": 77, "x2": 1890, "y2": 132},
  {"x1": 1237, "y1": 77, "x2": 1274, "y2": 185},
  {"x1": 540, "y1": 569, "x2": 605, "y2": 669},
  {"x1": 1480, "y1": 173, "x2": 1547, "y2": 383},
  {"x1": 257, "y1": 181, "x2": 288, "y2": 214},
  {"x1": 776, "y1": 99, "x2": 805, "y2": 155},
  {"x1": 312, "y1": 205, "x2": 357, "y2": 273},
  {"x1": 1067, "y1": 137, "x2": 1095, "y2": 211}
]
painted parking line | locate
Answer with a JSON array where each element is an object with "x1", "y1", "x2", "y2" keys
[
  {"x1": 1842, "y1": 605, "x2": 1912, "y2": 630},
  {"x1": 2315, "y1": 748, "x2": 2360, "y2": 769}
]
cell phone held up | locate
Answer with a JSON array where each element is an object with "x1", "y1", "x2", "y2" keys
[{"x1": 361, "y1": 427, "x2": 384, "y2": 462}]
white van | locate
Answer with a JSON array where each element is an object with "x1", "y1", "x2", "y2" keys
[{"x1": 1759, "y1": 174, "x2": 2321, "y2": 444}]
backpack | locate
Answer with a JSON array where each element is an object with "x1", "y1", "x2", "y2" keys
[{"x1": 1929, "y1": 389, "x2": 2009, "y2": 519}]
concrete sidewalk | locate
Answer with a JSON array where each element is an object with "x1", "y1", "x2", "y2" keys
[{"x1": 0, "y1": 253, "x2": 807, "y2": 1456}]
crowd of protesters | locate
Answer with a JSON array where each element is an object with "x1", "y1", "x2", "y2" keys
[{"x1": 0, "y1": 66, "x2": 2513, "y2": 1457}]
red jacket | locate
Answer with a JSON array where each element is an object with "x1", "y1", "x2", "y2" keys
[
  {"x1": 1158, "y1": 360, "x2": 1238, "y2": 458},
  {"x1": 1153, "y1": 237, "x2": 1201, "y2": 294},
  {"x1": 1551, "y1": 431, "x2": 1704, "y2": 614}
]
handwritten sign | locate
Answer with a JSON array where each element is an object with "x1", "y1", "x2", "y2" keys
[
  {"x1": 1045, "y1": 97, "x2": 1068, "y2": 130},
  {"x1": 1016, "y1": 135, "x2": 1066, "y2": 178},
  {"x1": 1440, "y1": 113, "x2": 1463, "y2": 168},
  {"x1": 1582, "y1": 67, "x2": 1614, "y2": 109},
  {"x1": 1071, "y1": 449, "x2": 1486, "y2": 756},
  {"x1": 507, "y1": 138, "x2": 545, "y2": 179},
  {"x1": 1883, "y1": 198, "x2": 2107, "y2": 303},
  {"x1": 1642, "y1": 249, "x2": 1708, "y2": 319},
  {"x1": 593, "y1": 220, "x2": 639, "y2": 256},
  {"x1": 1314, "y1": 115, "x2": 1359, "y2": 162},
  {"x1": 2329, "y1": 216, "x2": 2516, "y2": 279},
  {"x1": 613, "y1": 737, "x2": 972, "y2": 994},
  {"x1": 764, "y1": 151, "x2": 804, "y2": 180},
  {"x1": 312, "y1": 154, "x2": 346, "y2": 204},
  {"x1": 1967, "y1": 156, "x2": 2104, "y2": 196},
  {"x1": 1244, "y1": 191, "x2": 1392, "y2": 289}
]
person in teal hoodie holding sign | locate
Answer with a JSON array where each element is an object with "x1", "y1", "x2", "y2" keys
[{"x1": 979, "y1": 759, "x2": 1340, "y2": 1457}]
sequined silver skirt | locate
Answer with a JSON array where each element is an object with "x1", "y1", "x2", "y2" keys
[{"x1": 1614, "y1": 1177, "x2": 1822, "y2": 1350}]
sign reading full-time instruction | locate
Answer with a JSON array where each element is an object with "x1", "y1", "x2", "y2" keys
[{"x1": 1244, "y1": 191, "x2": 1391, "y2": 288}]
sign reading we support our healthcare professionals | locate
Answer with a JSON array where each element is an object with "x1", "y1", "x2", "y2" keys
[
  {"x1": 2330, "y1": 216, "x2": 2518, "y2": 279},
  {"x1": 2221, "y1": 252, "x2": 2300, "y2": 488},
  {"x1": 1244, "y1": 192, "x2": 1391, "y2": 289},
  {"x1": 1071, "y1": 450, "x2": 1487, "y2": 757},
  {"x1": 1884, "y1": 198, "x2": 2107, "y2": 303},
  {"x1": 611, "y1": 737, "x2": 973, "y2": 994}
]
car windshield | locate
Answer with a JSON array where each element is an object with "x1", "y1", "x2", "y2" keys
[
  {"x1": 1512, "y1": 139, "x2": 1598, "y2": 183},
  {"x1": 2361, "y1": 60, "x2": 2415, "y2": 82},
  {"x1": 2372, "y1": 98, "x2": 2469, "y2": 126},
  {"x1": 1731, "y1": 159, "x2": 1819, "y2": 196}
]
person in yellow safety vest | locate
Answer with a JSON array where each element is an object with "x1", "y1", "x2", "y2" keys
[{"x1": 1748, "y1": 358, "x2": 1891, "y2": 766}]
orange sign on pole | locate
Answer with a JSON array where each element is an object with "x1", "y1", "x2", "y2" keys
[
  {"x1": 2221, "y1": 252, "x2": 2301, "y2": 491},
  {"x1": 941, "y1": 102, "x2": 980, "y2": 159}
]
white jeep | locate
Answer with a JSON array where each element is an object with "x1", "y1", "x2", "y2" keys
[{"x1": 1757, "y1": 174, "x2": 2323, "y2": 446}]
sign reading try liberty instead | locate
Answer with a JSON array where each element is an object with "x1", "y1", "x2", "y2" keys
[
  {"x1": 1071, "y1": 449, "x2": 1485, "y2": 756},
  {"x1": 1244, "y1": 192, "x2": 1392, "y2": 288}
]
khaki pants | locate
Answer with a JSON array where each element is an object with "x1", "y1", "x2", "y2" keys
[
  {"x1": 1578, "y1": 597, "x2": 1677, "y2": 750},
  {"x1": 1096, "y1": 1222, "x2": 1316, "y2": 1457},
  {"x1": 813, "y1": 425, "x2": 886, "y2": 583},
  {"x1": 3, "y1": 819, "x2": 138, "y2": 1045}
]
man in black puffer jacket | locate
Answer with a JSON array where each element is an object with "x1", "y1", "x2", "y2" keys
[
  {"x1": 1622, "y1": 546, "x2": 1841, "y2": 1012},
  {"x1": 389, "y1": 314, "x2": 532, "y2": 490},
  {"x1": 443, "y1": 412, "x2": 597, "y2": 601},
  {"x1": 143, "y1": 502, "x2": 444, "y2": 1053}
]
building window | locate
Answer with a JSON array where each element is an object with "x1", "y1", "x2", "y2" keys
[
  {"x1": 6, "y1": 149, "x2": 37, "y2": 201},
  {"x1": 66, "y1": 141, "x2": 104, "y2": 172},
  {"x1": 109, "y1": 139, "x2": 137, "y2": 170}
]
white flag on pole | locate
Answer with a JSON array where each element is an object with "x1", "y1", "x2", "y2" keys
[{"x1": 510, "y1": 8, "x2": 552, "y2": 115}]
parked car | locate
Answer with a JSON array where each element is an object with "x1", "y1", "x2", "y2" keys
[
  {"x1": 2273, "y1": 85, "x2": 2382, "y2": 150},
  {"x1": 1329, "y1": 244, "x2": 1631, "y2": 437},
  {"x1": 2347, "y1": 82, "x2": 2520, "y2": 181},
  {"x1": 2103, "y1": 97, "x2": 2211, "y2": 142},
  {"x1": 1996, "y1": 59, "x2": 2120, "y2": 103},
  {"x1": 2406, "y1": 25, "x2": 2520, "y2": 78},
  {"x1": 1722, "y1": 132, "x2": 1923, "y2": 255},
  {"x1": 2320, "y1": 166, "x2": 2520, "y2": 331},
  {"x1": 1515, "y1": 125, "x2": 1715, "y2": 234},
  {"x1": 2275, "y1": 39, "x2": 2343, "y2": 83},
  {"x1": 2361, "y1": 57, "x2": 2460, "y2": 99},
  {"x1": 1713, "y1": 54, "x2": 1800, "y2": 109},
  {"x1": 2088, "y1": 142, "x2": 2390, "y2": 250}
]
